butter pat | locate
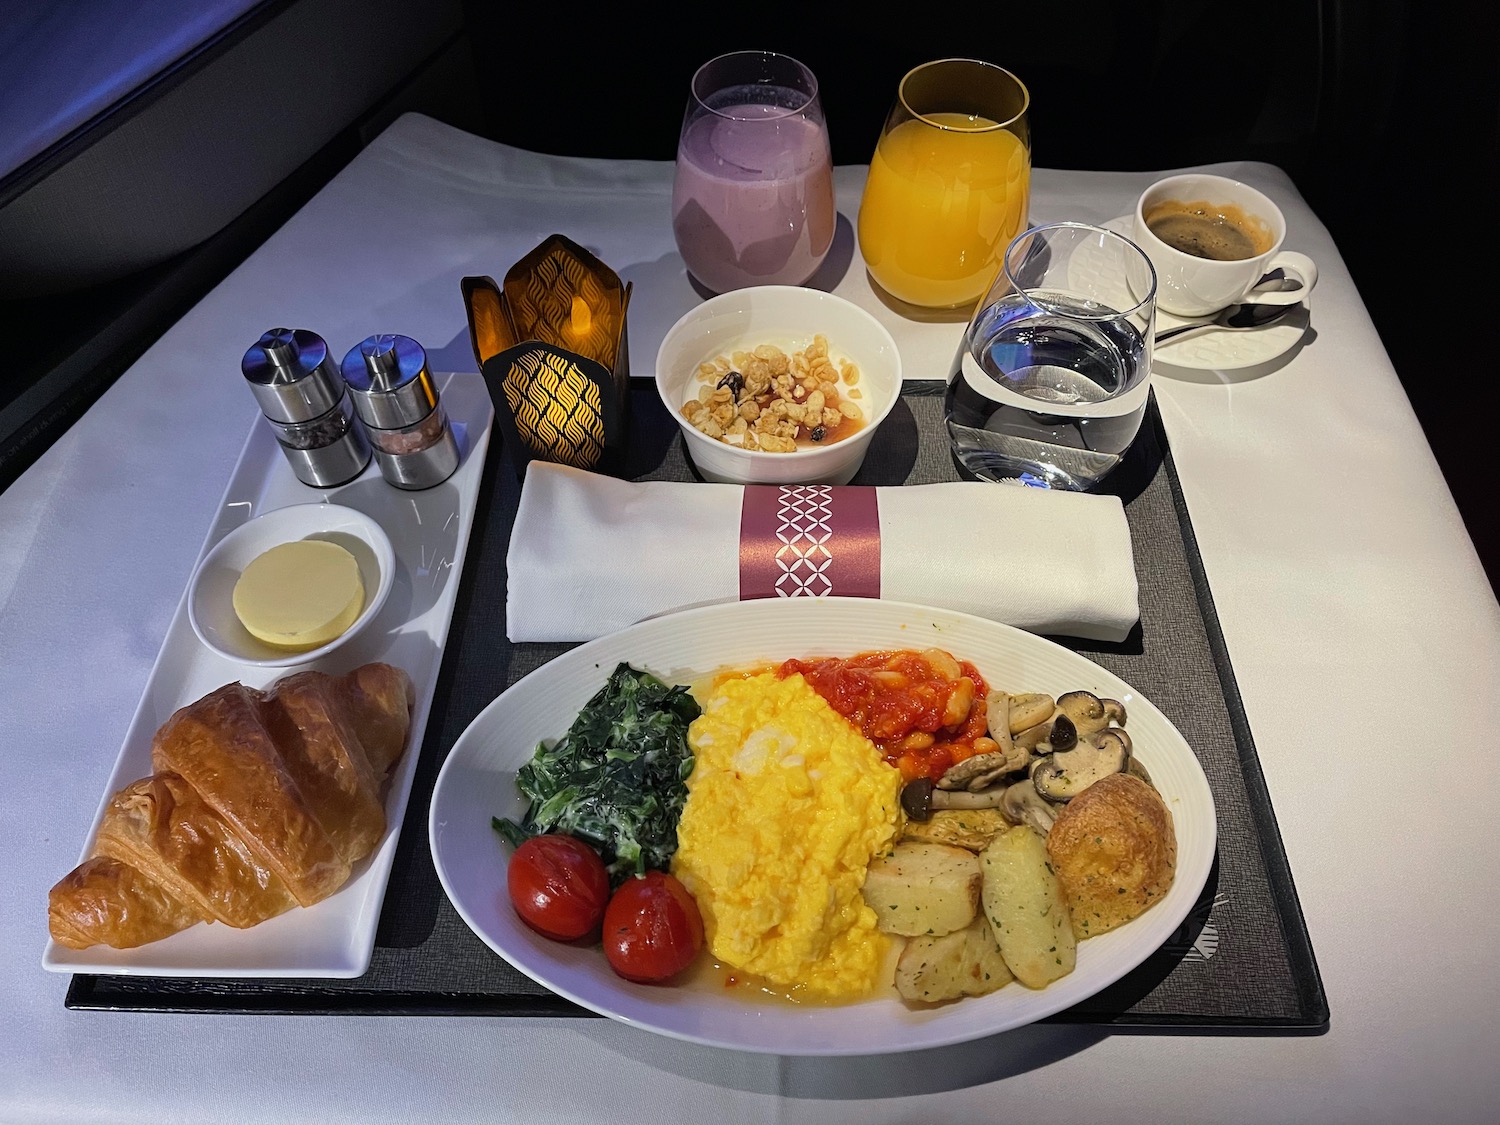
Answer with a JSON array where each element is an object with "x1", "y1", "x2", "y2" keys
[{"x1": 232, "y1": 539, "x2": 365, "y2": 650}]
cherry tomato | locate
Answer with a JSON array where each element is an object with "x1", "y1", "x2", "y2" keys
[
  {"x1": 507, "y1": 834, "x2": 611, "y2": 941},
  {"x1": 602, "y1": 871, "x2": 704, "y2": 983}
]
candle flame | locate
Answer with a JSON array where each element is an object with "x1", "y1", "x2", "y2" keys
[{"x1": 569, "y1": 294, "x2": 592, "y2": 339}]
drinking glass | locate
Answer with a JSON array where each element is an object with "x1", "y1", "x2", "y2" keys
[
  {"x1": 671, "y1": 50, "x2": 835, "y2": 294},
  {"x1": 944, "y1": 222, "x2": 1157, "y2": 490},
  {"x1": 857, "y1": 59, "x2": 1031, "y2": 309}
]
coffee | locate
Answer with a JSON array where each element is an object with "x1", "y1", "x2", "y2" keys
[{"x1": 1144, "y1": 199, "x2": 1273, "y2": 262}]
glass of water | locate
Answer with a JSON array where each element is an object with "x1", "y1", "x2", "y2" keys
[{"x1": 944, "y1": 222, "x2": 1157, "y2": 490}]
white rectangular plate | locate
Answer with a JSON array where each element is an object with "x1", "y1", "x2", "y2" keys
[{"x1": 43, "y1": 372, "x2": 493, "y2": 978}]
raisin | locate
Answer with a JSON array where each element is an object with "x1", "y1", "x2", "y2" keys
[
  {"x1": 715, "y1": 371, "x2": 745, "y2": 401},
  {"x1": 810, "y1": 424, "x2": 827, "y2": 442}
]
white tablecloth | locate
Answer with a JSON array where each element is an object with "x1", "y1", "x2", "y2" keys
[{"x1": 3, "y1": 113, "x2": 1497, "y2": 1124}]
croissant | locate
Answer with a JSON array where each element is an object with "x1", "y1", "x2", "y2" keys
[{"x1": 48, "y1": 662, "x2": 415, "y2": 950}]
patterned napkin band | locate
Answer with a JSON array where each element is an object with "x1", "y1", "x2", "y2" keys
[{"x1": 740, "y1": 485, "x2": 881, "y2": 600}]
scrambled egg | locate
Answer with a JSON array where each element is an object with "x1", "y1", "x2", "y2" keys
[{"x1": 671, "y1": 671, "x2": 903, "y2": 1001}]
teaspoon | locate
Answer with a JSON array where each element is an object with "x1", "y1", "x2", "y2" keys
[{"x1": 1155, "y1": 301, "x2": 1303, "y2": 344}]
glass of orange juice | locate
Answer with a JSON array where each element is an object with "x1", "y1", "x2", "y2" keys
[{"x1": 857, "y1": 59, "x2": 1031, "y2": 310}]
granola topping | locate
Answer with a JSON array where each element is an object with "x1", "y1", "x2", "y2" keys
[{"x1": 680, "y1": 335, "x2": 866, "y2": 453}]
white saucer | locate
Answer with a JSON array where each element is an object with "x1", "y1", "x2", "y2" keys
[
  {"x1": 1153, "y1": 301, "x2": 1310, "y2": 371},
  {"x1": 1104, "y1": 215, "x2": 1310, "y2": 371}
]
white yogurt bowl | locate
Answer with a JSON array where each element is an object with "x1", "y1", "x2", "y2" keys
[
  {"x1": 655, "y1": 286, "x2": 902, "y2": 485},
  {"x1": 187, "y1": 502, "x2": 395, "y2": 668}
]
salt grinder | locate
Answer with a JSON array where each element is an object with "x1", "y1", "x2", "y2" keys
[
  {"x1": 339, "y1": 334, "x2": 460, "y2": 490},
  {"x1": 241, "y1": 327, "x2": 371, "y2": 488}
]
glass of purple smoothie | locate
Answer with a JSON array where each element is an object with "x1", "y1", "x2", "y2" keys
[{"x1": 671, "y1": 51, "x2": 835, "y2": 294}]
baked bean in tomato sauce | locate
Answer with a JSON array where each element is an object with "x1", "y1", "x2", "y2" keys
[{"x1": 777, "y1": 648, "x2": 993, "y2": 783}]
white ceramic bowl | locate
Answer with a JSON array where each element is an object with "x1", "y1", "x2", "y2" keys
[
  {"x1": 187, "y1": 502, "x2": 395, "y2": 668},
  {"x1": 655, "y1": 286, "x2": 902, "y2": 485}
]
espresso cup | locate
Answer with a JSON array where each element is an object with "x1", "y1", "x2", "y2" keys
[{"x1": 1133, "y1": 173, "x2": 1316, "y2": 318}]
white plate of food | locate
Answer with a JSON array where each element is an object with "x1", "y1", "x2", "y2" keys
[
  {"x1": 42, "y1": 372, "x2": 493, "y2": 978},
  {"x1": 429, "y1": 597, "x2": 1216, "y2": 1055}
]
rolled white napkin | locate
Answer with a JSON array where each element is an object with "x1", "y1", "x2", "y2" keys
[{"x1": 507, "y1": 462, "x2": 1140, "y2": 643}]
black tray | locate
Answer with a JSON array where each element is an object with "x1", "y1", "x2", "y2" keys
[{"x1": 68, "y1": 383, "x2": 1329, "y2": 1032}]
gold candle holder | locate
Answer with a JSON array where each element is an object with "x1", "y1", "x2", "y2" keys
[{"x1": 462, "y1": 234, "x2": 632, "y2": 476}]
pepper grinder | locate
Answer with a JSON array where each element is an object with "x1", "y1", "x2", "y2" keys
[
  {"x1": 241, "y1": 327, "x2": 371, "y2": 488},
  {"x1": 339, "y1": 334, "x2": 460, "y2": 490}
]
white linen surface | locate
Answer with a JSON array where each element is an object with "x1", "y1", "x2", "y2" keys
[
  {"x1": 507, "y1": 462, "x2": 1139, "y2": 642},
  {"x1": 4, "y1": 113, "x2": 1500, "y2": 1125}
]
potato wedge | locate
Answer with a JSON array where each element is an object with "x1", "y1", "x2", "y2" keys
[
  {"x1": 980, "y1": 825, "x2": 1077, "y2": 989},
  {"x1": 861, "y1": 841, "x2": 981, "y2": 937},
  {"x1": 894, "y1": 913, "x2": 1013, "y2": 1003}
]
